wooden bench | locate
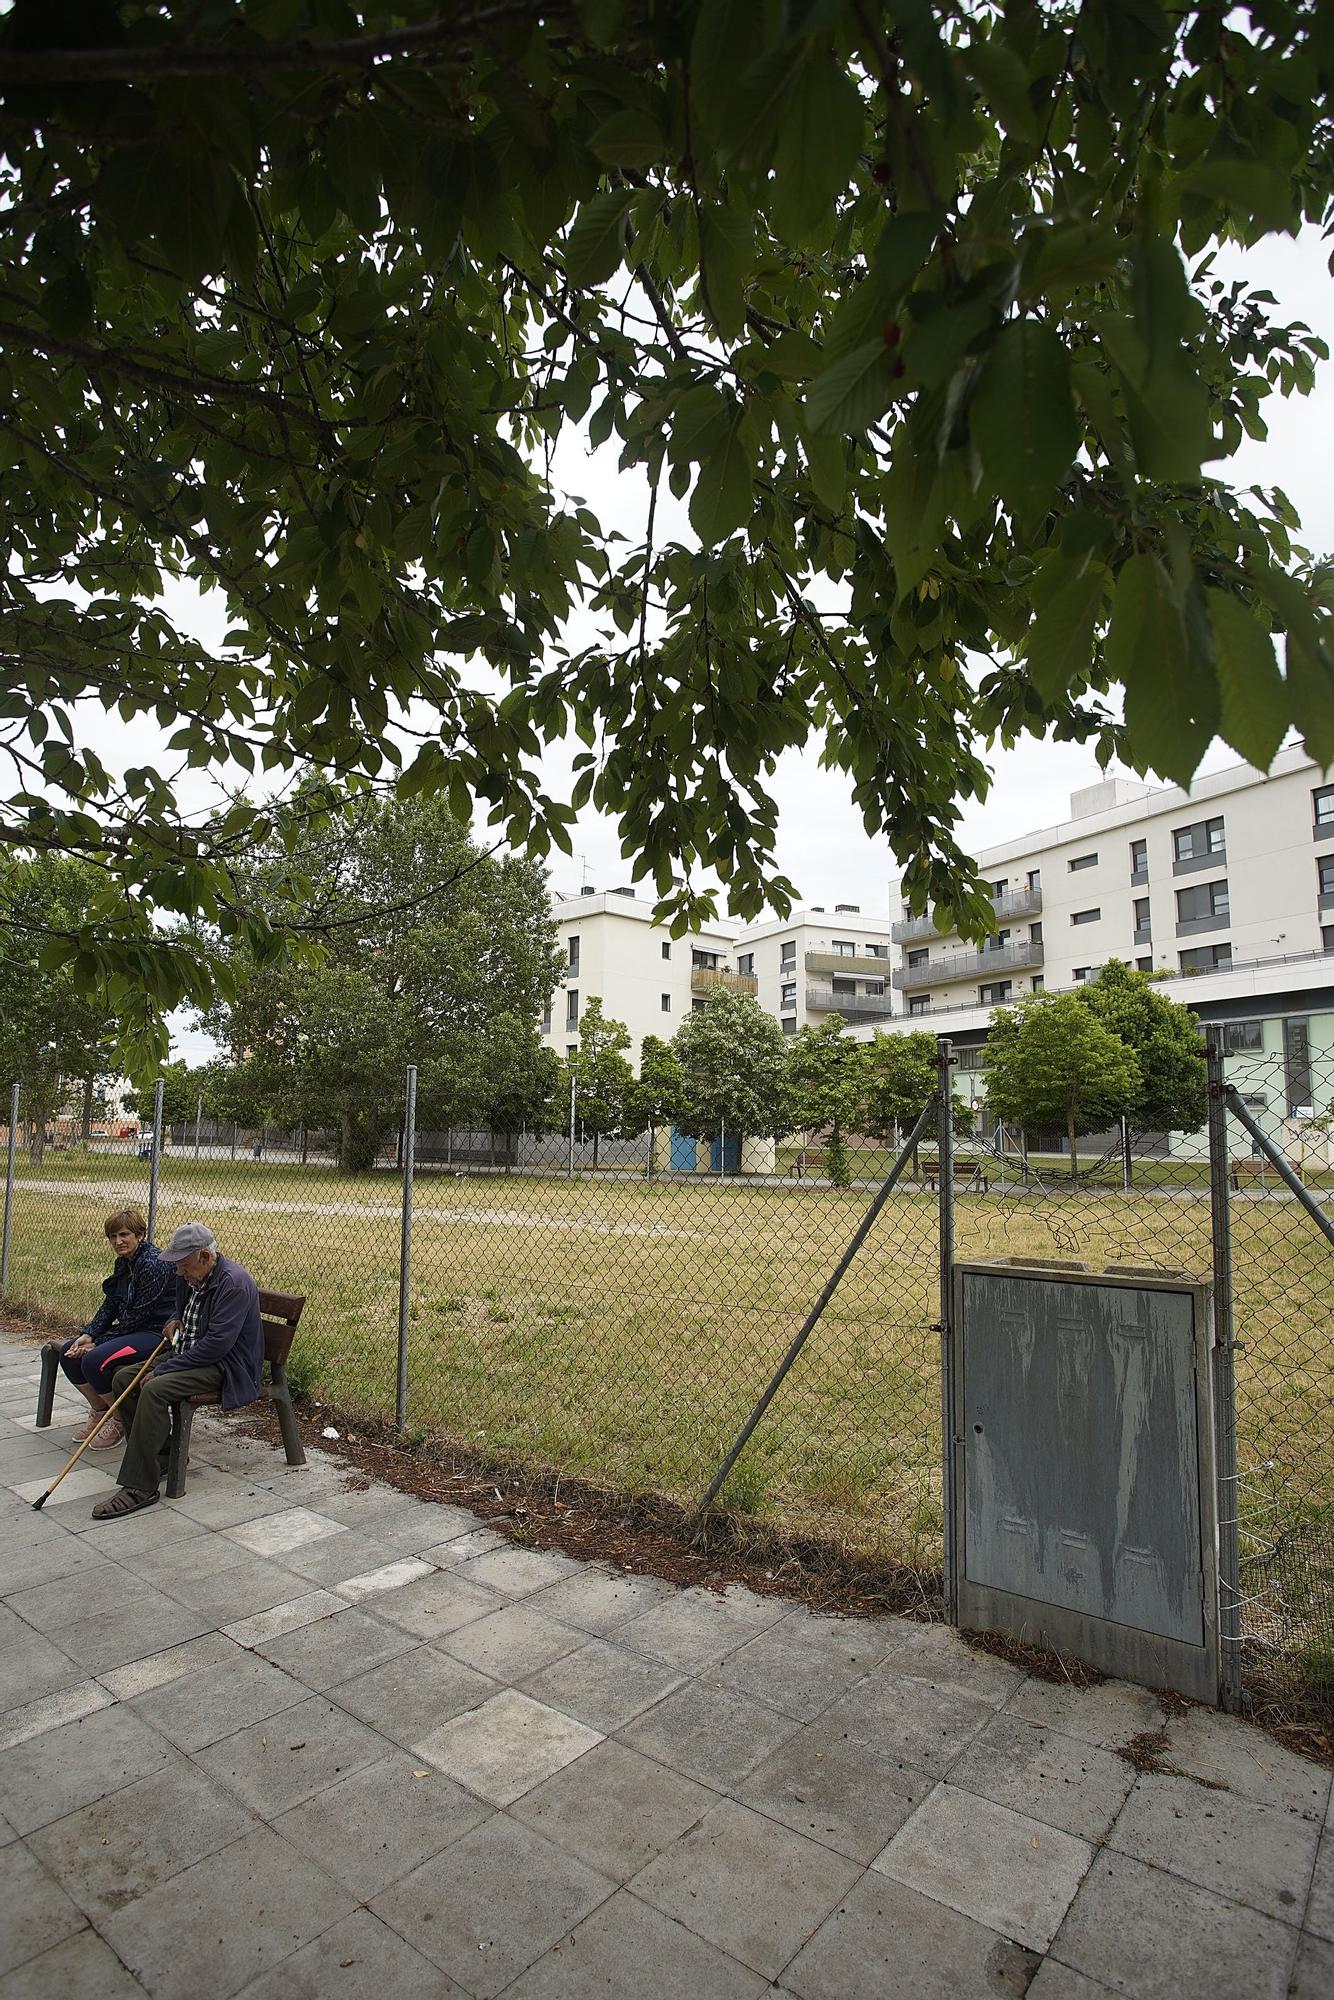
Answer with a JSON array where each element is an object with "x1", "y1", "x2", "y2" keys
[
  {"x1": 1230, "y1": 1156, "x2": 1304, "y2": 1191},
  {"x1": 922, "y1": 1158, "x2": 990, "y2": 1193},
  {"x1": 36, "y1": 1289, "x2": 308, "y2": 1495},
  {"x1": 787, "y1": 1151, "x2": 828, "y2": 1178}
]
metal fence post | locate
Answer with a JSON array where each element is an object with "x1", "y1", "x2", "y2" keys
[
  {"x1": 1206, "y1": 1038, "x2": 1243, "y2": 1710},
  {"x1": 567, "y1": 1070, "x2": 575, "y2": 1178},
  {"x1": 937, "y1": 1037, "x2": 958, "y2": 1623},
  {"x1": 1, "y1": 1082, "x2": 18, "y2": 1292},
  {"x1": 146, "y1": 1078, "x2": 165, "y2": 1243},
  {"x1": 395, "y1": 1063, "x2": 418, "y2": 1430}
]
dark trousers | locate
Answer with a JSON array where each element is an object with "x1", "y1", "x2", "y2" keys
[{"x1": 110, "y1": 1361, "x2": 224, "y2": 1496}]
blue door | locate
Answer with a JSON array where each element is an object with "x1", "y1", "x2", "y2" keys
[
  {"x1": 709, "y1": 1132, "x2": 742, "y2": 1173},
  {"x1": 669, "y1": 1126, "x2": 696, "y2": 1172}
]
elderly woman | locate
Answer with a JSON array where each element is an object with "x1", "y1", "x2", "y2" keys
[{"x1": 57, "y1": 1207, "x2": 175, "y2": 1449}]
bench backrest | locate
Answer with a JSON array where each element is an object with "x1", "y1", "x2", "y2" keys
[{"x1": 258, "y1": 1288, "x2": 306, "y2": 1369}]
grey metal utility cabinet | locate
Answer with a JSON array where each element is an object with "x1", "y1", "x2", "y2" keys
[{"x1": 950, "y1": 1259, "x2": 1220, "y2": 1705}]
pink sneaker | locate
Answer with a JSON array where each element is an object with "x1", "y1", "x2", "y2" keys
[{"x1": 86, "y1": 1419, "x2": 124, "y2": 1450}]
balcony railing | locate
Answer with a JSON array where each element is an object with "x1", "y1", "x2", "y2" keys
[
  {"x1": 690, "y1": 967, "x2": 759, "y2": 995},
  {"x1": 892, "y1": 937, "x2": 1045, "y2": 991},
  {"x1": 804, "y1": 949, "x2": 895, "y2": 977},
  {"x1": 891, "y1": 884, "x2": 1043, "y2": 944},
  {"x1": 805, "y1": 984, "x2": 896, "y2": 1019}
]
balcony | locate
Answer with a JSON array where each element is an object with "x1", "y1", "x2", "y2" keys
[
  {"x1": 805, "y1": 984, "x2": 896, "y2": 1020},
  {"x1": 891, "y1": 884, "x2": 1042, "y2": 943},
  {"x1": 805, "y1": 949, "x2": 894, "y2": 977},
  {"x1": 690, "y1": 967, "x2": 758, "y2": 996},
  {"x1": 892, "y1": 937, "x2": 1046, "y2": 991}
]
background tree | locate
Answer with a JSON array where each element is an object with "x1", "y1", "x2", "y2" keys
[
  {"x1": 477, "y1": 1017, "x2": 561, "y2": 1167},
  {"x1": 671, "y1": 989, "x2": 790, "y2": 1155},
  {"x1": 0, "y1": 855, "x2": 120, "y2": 1162},
  {"x1": 1076, "y1": 959, "x2": 1208, "y2": 1138},
  {"x1": 628, "y1": 1034, "x2": 688, "y2": 1177},
  {"x1": 983, "y1": 995, "x2": 1142, "y2": 1179},
  {"x1": 566, "y1": 998, "x2": 637, "y2": 1169},
  {"x1": 861, "y1": 1029, "x2": 941, "y2": 1176},
  {"x1": 2, "y1": 1, "x2": 1330, "y2": 1032},
  {"x1": 784, "y1": 1017, "x2": 867, "y2": 1187},
  {"x1": 205, "y1": 790, "x2": 561, "y2": 1171}
]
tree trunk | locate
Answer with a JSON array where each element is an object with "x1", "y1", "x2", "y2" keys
[
  {"x1": 81, "y1": 1077, "x2": 94, "y2": 1145},
  {"x1": 1068, "y1": 1107, "x2": 1079, "y2": 1180},
  {"x1": 29, "y1": 1101, "x2": 49, "y2": 1167},
  {"x1": 592, "y1": 1130, "x2": 600, "y2": 1169}
]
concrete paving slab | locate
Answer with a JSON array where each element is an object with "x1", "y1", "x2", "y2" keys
[
  {"x1": 164, "y1": 1484, "x2": 293, "y2": 1532},
  {"x1": 223, "y1": 1508, "x2": 346, "y2": 1559},
  {"x1": 523, "y1": 1566, "x2": 678, "y2": 1636},
  {"x1": 521, "y1": 1637, "x2": 686, "y2": 1733},
  {"x1": 0, "y1": 1703, "x2": 175, "y2": 1837},
  {"x1": 0, "y1": 1843, "x2": 88, "y2": 1980},
  {"x1": 1307, "y1": 1833, "x2": 1334, "y2": 1941},
  {"x1": 0, "y1": 1605, "x2": 34, "y2": 1649},
  {"x1": 1007, "y1": 1675, "x2": 1168, "y2": 1749},
  {"x1": 461, "y1": 1546, "x2": 586, "y2": 1598},
  {"x1": 229, "y1": 1909, "x2": 468, "y2": 2000},
  {"x1": 69, "y1": 1506, "x2": 211, "y2": 1555},
  {"x1": 220, "y1": 1592, "x2": 345, "y2": 1652},
  {"x1": 10, "y1": 1467, "x2": 117, "y2": 1508},
  {"x1": 413, "y1": 1688, "x2": 602, "y2": 1807},
  {"x1": 716, "y1": 1613, "x2": 886, "y2": 1723},
  {"x1": 873, "y1": 1780, "x2": 1094, "y2": 1954},
  {"x1": 781, "y1": 1870, "x2": 1039, "y2": 2000},
  {"x1": 947, "y1": 1711, "x2": 1137, "y2": 1842},
  {"x1": 429, "y1": 1526, "x2": 510, "y2": 1564},
  {"x1": 1109, "y1": 1770, "x2": 1320, "y2": 1924},
  {"x1": 872, "y1": 1621, "x2": 1028, "y2": 1704},
  {"x1": 617, "y1": 1676, "x2": 802, "y2": 1791},
  {"x1": 252, "y1": 1603, "x2": 417, "y2": 1691},
  {"x1": 155, "y1": 1556, "x2": 327, "y2": 1625},
  {"x1": 195, "y1": 1694, "x2": 388, "y2": 1818},
  {"x1": 96, "y1": 1632, "x2": 240, "y2": 1701},
  {"x1": 128, "y1": 1652, "x2": 310, "y2": 1753},
  {"x1": 100, "y1": 1824, "x2": 356, "y2": 2000},
  {"x1": 511, "y1": 1739, "x2": 715, "y2": 1883},
  {"x1": 438, "y1": 1602, "x2": 589, "y2": 1682},
  {"x1": 616, "y1": 1586, "x2": 787, "y2": 1673},
  {"x1": 362, "y1": 1565, "x2": 500, "y2": 1641},
  {"x1": 28, "y1": 1756, "x2": 256, "y2": 1919},
  {"x1": 501, "y1": 1888, "x2": 770, "y2": 2000},
  {"x1": 1026, "y1": 1964, "x2": 1118, "y2": 1999},
  {"x1": 263, "y1": 1529, "x2": 409, "y2": 1588},
  {"x1": 735, "y1": 1726, "x2": 930, "y2": 1864},
  {"x1": 631, "y1": 1796, "x2": 861, "y2": 1980},
  {"x1": 1159, "y1": 1706, "x2": 1332, "y2": 1818},
  {"x1": 1289, "y1": 1931, "x2": 1334, "y2": 2000},
  {"x1": 333, "y1": 1557, "x2": 435, "y2": 1602},
  {"x1": 44, "y1": 1596, "x2": 214, "y2": 1678},
  {"x1": 0, "y1": 1538, "x2": 109, "y2": 1597},
  {"x1": 0, "y1": 1926, "x2": 147, "y2": 2000},
  {"x1": 1052, "y1": 1849, "x2": 1302, "y2": 2000},
  {"x1": 300, "y1": 1486, "x2": 430, "y2": 1532},
  {"x1": 330, "y1": 1643, "x2": 498, "y2": 1748},
  {"x1": 369, "y1": 1812, "x2": 613, "y2": 1999},
  {"x1": 269, "y1": 1751, "x2": 490, "y2": 1899},
  {"x1": 0, "y1": 1685, "x2": 113, "y2": 1758},
  {"x1": 812, "y1": 1666, "x2": 995, "y2": 1778}
]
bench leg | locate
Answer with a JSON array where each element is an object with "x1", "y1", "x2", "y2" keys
[
  {"x1": 165, "y1": 1402, "x2": 195, "y2": 1499},
  {"x1": 36, "y1": 1342, "x2": 59, "y2": 1427},
  {"x1": 269, "y1": 1371, "x2": 306, "y2": 1468}
]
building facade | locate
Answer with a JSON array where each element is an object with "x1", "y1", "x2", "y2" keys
[{"x1": 539, "y1": 887, "x2": 744, "y2": 1064}]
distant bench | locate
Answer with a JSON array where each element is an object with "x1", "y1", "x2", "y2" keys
[
  {"x1": 1229, "y1": 1156, "x2": 1305, "y2": 1191},
  {"x1": 922, "y1": 1158, "x2": 990, "y2": 1194},
  {"x1": 36, "y1": 1288, "x2": 308, "y2": 1496},
  {"x1": 787, "y1": 1152, "x2": 828, "y2": 1179}
]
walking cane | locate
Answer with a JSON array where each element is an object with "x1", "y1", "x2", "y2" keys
[{"x1": 31, "y1": 1336, "x2": 171, "y2": 1511}]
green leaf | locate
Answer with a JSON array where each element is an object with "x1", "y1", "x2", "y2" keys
[
  {"x1": 800, "y1": 421, "x2": 847, "y2": 512},
  {"x1": 689, "y1": 420, "x2": 754, "y2": 543},
  {"x1": 971, "y1": 319, "x2": 1079, "y2": 520},
  {"x1": 823, "y1": 209, "x2": 941, "y2": 359},
  {"x1": 564, "y1": 189, "x2": 635, "y2": 288},
  {"x1": 806, "y1": 338, "x2": 899, "y2": 435},
  {"x1": 1109, "y1": 555, "x2": 1218, "y2": 785},
  {"x1": 1206, "y1": 590, "x2": 1287, "y2": 768},
  {"x1": 720, "y1": 42, "x2": 806, "y2": 166},
  {"x1": 691, "y1": 0, "x2": 774, "y2": 146},
  {"x1": 882, "y1": 428, "x2": 945, "y2": 598},
  {"x1": 588, "y1": 109, "x2": 665, "y2": 168},
  {"x1": 697, "y1": 204, "x2": 751, "y2": 342},
  {"x1": 1286, "y1": 628, "x2": 1334, "y2": 768},
  {"x1": 1025, "y1": 563, "x2": 1108, "y2": 702},
  {"x1": 771, "y1": 55, "x2": 865, "y2": 240}
]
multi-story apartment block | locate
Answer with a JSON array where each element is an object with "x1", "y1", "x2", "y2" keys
[
  {"x1": 734, "y1": 906, "x2": 897, "y2": 1034},
  {"x1": 539, "y1": 886, "x2": 744, "y2": 1063}
]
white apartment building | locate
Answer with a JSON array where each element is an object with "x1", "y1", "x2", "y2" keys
[
  {"x1": 539, "y1": 886, "x2": 742, "y2": 1063},
  {"x1": 733, "y1": 905, "x2": 896, "y2": 1034}
]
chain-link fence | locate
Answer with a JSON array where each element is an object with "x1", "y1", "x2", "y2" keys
[{"x1": 3, "y1": 1038, "x2": 1331, "y2": 1709}]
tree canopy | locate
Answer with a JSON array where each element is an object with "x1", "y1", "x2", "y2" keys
[
  {"x1": 983, "y1": 989, "x2": 1142, "y2": 1173},
  {"x1": 1075, "y1": 956, "x2": 1207, "y2": 1134},
  {"x1": 3, "y1": 1, "x2": 1331, "y2": 1038},
  {"x1": 0, "y1": 854, "x2": 119, "y2": 1159},
  {"x1": 671, "y1": 985, "x2": 789, "y2": 1141}
]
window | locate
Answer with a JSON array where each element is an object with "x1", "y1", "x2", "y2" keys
[
  {"x1": 1173, "y1": 816, "x2": 1226, "y2": 869},
  {"x1": 1313, "y1": 785, "x2": 1334, "y2": 829},
  {"x1": 908, "y1": 996, "x2": 932, "y2": 1016},
  {"x1": 832, "y1": 977, "x2": 855, "y2": 995},
  {"x1": 984, "y1": 928, "x2": 1012, "y2": 952},
  {"x1": 1072, "y1": 966, "x2": 1094, "y2": 982},
  {"x1": 780, "y1": 940, "x2": 796, "y2": 967},
  {"x1": 990, "y1": 879, "x2": 1009, "y2": 896},
  {"x1": 737, "y1": 953, "x2": 754, "y2": 975},
  {"x1": 1136, "y1": 956, "x2": 1153, "y2": 972},
  {"x1": 566, "y1": 989, "x2": 579, "y2": 1027},
  {"x1": 1029, "y1": 922, "x2": 1043, "y2": 944},
  {"x1": 1179, "y1": 942, "x2": 1233, "y2": 973},
  {"x1": 567, "y1": 1043, "x2": 577, "y2": 1057},
  {"x1": 1069, "y1": 853, "x2": 1097, "y2": 872},
  {"x1": 661, "y1": 941, "x2": 671, "y2": 960},
  {"x1": 1027, "y1": 868, "x2": 1041, "y2": 890},
  {"x1": 865, "y1": 942, "x2": 890, "y2": 958},
  {"x1": 865, "y1": 979, "x2": 885, "y2": 995},
  {"x1": 1324, "y1": 925, "x2": 1334, "y2": 954},
  {"x1": 907, "y1": 948, "x2": 929, "y2": 968},
  {"x1": 1031, "y1": 975, "x2": 1044, "y2": 992},
  {"x1": 1319, "y1": 855, "x2": 1334, "y2": 901},
  {"x1": 1130, "y1": 838, "x2": 1148, "y2": 882},
  {"x1": 832, "y1": 939, "x2": 856, "y2": 956},
  {"x1": 567, "y1": 936, "x2": 580, "y2": 975},
  {"x1": 1071, "y1": 908, "x2": 1100, "y2": 926},
  {"x1": 1177, "y1": 879, "x2": 1229, "y2": 928},
  {"x1": 692, "y1": 997, "x2": 707, "y2": 1011},
  {"x1": 979, "y1": 980, "x2": 1012, "y2": 1005},
  {"x1": 692, "y1": 948, "x2": 719, "y2": 969},
  {"x1": 781, "y1": 980, "x2": 796, "y2": 1007},
  {"x1": 781, "y1": 1016, "x2": 797, "y2": 1034},
  {"x1": 541, "y1": 1002, "x2": 552, "y2": 1034},
  {"x1": 1133, "y1": 896, "x2": 1151, "y2": 933},
  {"x1": 1223, "y1": 1022, "x2": 1264, "y2": 1053},
  {"x1": 661, "y1": 993, "x2": 671, "y2": 1013}
]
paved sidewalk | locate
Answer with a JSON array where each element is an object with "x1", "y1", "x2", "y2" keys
[{"x1": 0, "y1": 1332, "x2": 1329, "y2": 2000}]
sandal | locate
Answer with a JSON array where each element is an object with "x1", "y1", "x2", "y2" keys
[
  {"x1": 86, "y1": 1419, "x2": 124, "y2": 1450},
  {"x1": 91, "y1": 1487, "x2": 158, "y2": 1520}
]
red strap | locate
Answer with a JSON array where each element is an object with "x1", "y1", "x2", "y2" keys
[{"x1": 102, "y1": 1344, "x2": 139, "y2": 1366}]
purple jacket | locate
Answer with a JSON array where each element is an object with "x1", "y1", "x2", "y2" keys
[{"x1": 153, "y1": 1254, "x2": 264, "y2": 1411}]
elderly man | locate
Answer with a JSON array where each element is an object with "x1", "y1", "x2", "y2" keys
[{"x1": 91, "y1": 1221, "x2": 263, "y2": 1520}]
